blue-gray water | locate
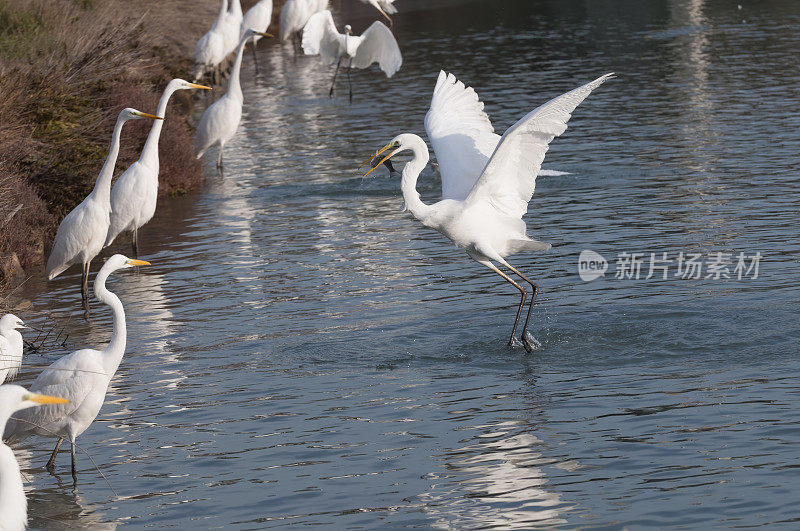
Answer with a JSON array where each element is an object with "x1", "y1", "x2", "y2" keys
[{"x1": 14, "y1": 0, "x2": 800, "y2": 527}]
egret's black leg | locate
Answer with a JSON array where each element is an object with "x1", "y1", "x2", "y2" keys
[
  {"x1": 81, "y1": 261, "x2": 90, "y2": 316},
  {"x1": 46, "y1": 438, "x2": 63, "y2": 471},
  {"x1": 251, "y1": 37, "x2": 260, "y2": 75},
  {"x1": 329, "y1": 58, "x2": 341, "y2": 97},
  {"x1": 217, "y1": 144, "x2": 224, "y2": 169},
  {"x1": 505, "y1": 263, "x2": 541, "y2": 352},
  {"x1": 70, "y1": 439, "x2": 77, "y2": 480},
  {"x1": 482, "y1": 261, "x2": 527, "y2": 347},
  {"x1": 131, "y1": 228, "x2": 139, "y2": 258},
  {"x1": 347, "y1": 65, "x2": 353, "y2": 103}
]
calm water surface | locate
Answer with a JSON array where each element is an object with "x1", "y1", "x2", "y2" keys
[{"x1": 15, "y1": 0, "x2": 800, "y2": 527}]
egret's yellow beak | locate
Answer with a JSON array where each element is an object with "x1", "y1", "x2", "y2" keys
[
  {"x1": 361, "y1": 143, "x2": 399, "y2": 177},
  {"x1": 26, "y1": 392, "x2": 70, "y2": 405},
  {"x1": 189, "y1": 83, "x2": 213, "y2": 90},
  {"x1": 137, "y1": 112, "x2": 163, "y2": 120},
  {"x1": 126, "y1": 259, "x2": 151, "y2": 266},
  {"x1": 258, "y1": 32, "x2": 274, "y2": 38}
]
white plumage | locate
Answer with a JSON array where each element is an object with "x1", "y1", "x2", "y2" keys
[
  {"x1": 105, "y1": 80, "x2": 211, "y2": 256},
  {"x1": 3, "y1": 255, "x2": 149, "y2": 477},
  {"x1": 46, "y1": 108, "x2": 159, "y2": 309},
  {"x1": 0, "y1": 385, "x2": 69, "y2": 531},
  {"x1": 364, "y1": 73, "x2": 613, "y2": 351},
  {"x1": 0, "y1": 315, "x2": 27, "y2": 384},
  {"x1": 358, "y1": 0, "x2": 398, "y2": 25},
  {"x1": 221, "y1": 0, "x2": 244, "y2": 56},
  {"x1": 279, "y1": 0, "x2": 327, "y2": 43},
  {"x1": 194, "y1": 0, "x2": 229, "y2": 79},
  {"x1": 241, "y1": 0, "x2": 273, "y2": 42}
]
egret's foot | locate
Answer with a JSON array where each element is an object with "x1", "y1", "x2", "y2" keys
[
  {"x1": 522, "y1": 331, "x2": 542, "y2": 352},
  {"x1": 508, "y1": 336, "x2": 524, "y2": 349}
]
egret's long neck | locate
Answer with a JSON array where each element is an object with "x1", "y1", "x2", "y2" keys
[
  {"x1": 229, "y1": 0, "x2": 242, "y2": 16},
  {"x1": 213, "y1": 0, "x2": 228, "y2": 29},
  {"x1": 228, "y1": 38, "x2": 247, "y2": 101},
  {"x1": 0, "y1": 437, "x2": 26, "y2": 530},
  {"x1": 90, "y1": 116, "x2": 126, "y2": 205},
  {"x1": 400, "y1": 138, "x2": 434, "y2": 221},
  {"x1": 140, "y1": 85, "x2": 179, "y2": 167},
  {"x1": 94, "y1": 269, "x2": 126, "y2": 376}
]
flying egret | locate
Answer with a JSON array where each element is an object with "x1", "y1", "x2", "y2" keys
[
  {"x1": 194, "y1": 0, "x2": 229, "y2": 81},
  {"x1": 46, "y1": 108, "x2": 160, "y2": 312},
  {"x1": 0, "y1": 385, "x2": 69, "y2": 531},
  {"x1": 0, "y1": 315, "x2": 30, "y2": 384},
  {"x1": 425, "y1": 71, "x2": 570, "y2": 201},
  {"x1": 105, "y1": 79, "x2": 211, "y2": 257},
  {"x1": 358, "y1": 0, "x2": 397, "y2": 25},
  {"x1": 302, "y1": 10, "x2": 401, "y2": 102},
  {"x1": 221, "y1": 0, "x2": 244, "y2": 57},
  {"x1": 280, "y1": 0, "x2": 328, "y2": 48},
  {"x1": 240, "y1": 0, "x2": 273, "y2": 73},
  {"x1": 196, "y1": 29, "x2": 273, "y2": 169},
  {"x1": 362, "y1": 73, "x2": 613, "y2": 351},
  {"x1": 3, "y1": 255, "x2": 149, "y2": 477}
]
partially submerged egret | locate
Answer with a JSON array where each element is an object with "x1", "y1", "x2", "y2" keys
[
  {"x1": 302, "y1": 10, "x2": 401, "y2": 101},
  {"x1": 46, "y1": 108, "x2": 160, "y2": 312},
  {"x1": 4, "y1": 255, "x2": 149, "y2": 478},
  {"x1": 196, "y1": 29, "x2": 273, "y2": 168},
  {"x1": 280, "y1": 0, "x2": 328, "y2": 49},
  {"x1": 0, "y1": 315, "x2": 29, "y2": 384},
  {"x1": 358, "y1": 0, "x2": 398, "y2": 25},
  {"x1": 194, "y1": 0, "x2": 230, "y2": 81},
  {"x1": 0, "y1": 385, "x2": 69, "y2": 531},
  {"x1": 105, "y1": 80, "x2": 211, "y2": 257},
  {"x1": 362, "y1": 73, "x2": 613, "y2": 351}
]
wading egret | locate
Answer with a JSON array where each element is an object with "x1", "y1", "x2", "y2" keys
[
  {"x1": 302, "y1": 10, "x2": 401, "y2": 102},
  {"x1": 0, "y1": 385, "x2": 69, "y2": 531},
  {"x1": 358, "y1": 0, "x2": 397, "y2": 25},
  {"x1": 4, "y1": 255, "x2": 149, "y2": 477},
  {"x1": 194, "y1": 0, "x2": 230, "y2": 81},
  {"x1": 46, "y1": 108, "x2": 160, "y2": 312},
  {"x1": 221, "y1": 0, "x2": 244, "y2": 56},
  {"x1": 362, "y1": 73, "x2": 613, "y2": 351},
  {"x1": 105, "y1": 80, "x2": 211, "y2": 257},
  {"x1": 0, "y1": 315, "x2": 29, "y2": 384},
  {"x1": 196, "y1": 29, "x2": 273, "y2": 168},
  {"x1": 241, "y1": 0, "x2": 273, "y2": 72},
  {"x1": 426, "y1": 71, "x2": 569, "y2": 201},
  {"x1": 280, "y1": 0, "x2": 328, "y2": 47}
]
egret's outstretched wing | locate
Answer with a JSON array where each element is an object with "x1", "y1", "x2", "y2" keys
[
  {"x1": 465, "y1": 73, "x2": 614, "y2": 220},
  {"x1": 424, "y1": 71, "x2": 500, "y2": 201},
  {"x1": 351, "y1": 21, "x2": 402, "y2": 77},
  {"x1": 302, "y1": 10, "x2": 343, "y2": 65}
]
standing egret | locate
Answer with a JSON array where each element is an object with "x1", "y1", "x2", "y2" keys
[
  {"x1": 280, "y1": 0, "x2": 328, "y2": 48},
  {"x1": 0, "y1": 315, "x2": 29, "y2": 384},
  {"x1": 425, "y1": 71, "x2": 568, "y2": 201},
  {"x1": 240, "y1": 0, "x2": 273, "y2": 73},
  {"x1": 358, "y1": 0, "x2": 397, "y2": 25},
  {"x1": 196, "y1": 29, "x2": 273, "y2": 169},
  {"x1": 4, "y1": 255, "x2": 149, "y2": 478},
  {"x1": 302, "y1": 10, "x2": 401, "y2": 102},
  {"x1": 46, "y1": 108, "x2": 160, "y2": 312},
  {"x1": 0, "y1": 385, "x2": 69, "y2": 531},
  {"x1": 105, "y1": 80, "x2": 211, "y2": 257},
  {"x1": 194, "y1": 0, "x2": 229, "y2": 81},
  {"x1": 362, "y1": 74, "x2": 613, "y2": 351},
  {"x1": 221, "y1": 0, "x2": 244, "y2": 57}
]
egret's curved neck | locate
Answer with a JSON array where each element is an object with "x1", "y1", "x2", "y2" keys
[
  {"x1": 90, "y1": 116, "x2": 126, "y2": 205},
  {"x1": 229, "y1": 0, "x2": 242, "y2": 16},
  {"x1": 400, "y1": 137, "x2": 434, "y2": 221},
  {"x1": 140, "y1": 84, "x2": 180, "y2": 167},
  {"x1": 94, "y1": 268, "x2": 126, "y2": 376},
  {"x1": 213, "y1": 0, "x2": 228, "y2": 28},
  {"x1": 0, "y1": 440, "x2": 26, "y2": 530},
  {"x1": 228, "y1": 38, "x2": 247, "y2": 101}
]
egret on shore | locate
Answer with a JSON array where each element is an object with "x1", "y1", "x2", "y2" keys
[
  {"x1": 425, "y1": 71, "x2": 569, "y2": 201},
  {"x1": 0, "y1": 315, "x2": 29, "y2": 384},
  {"x1": 0, "y1": 385, "x2": 69, "y2": 531},
  {"x1": 280, "y1": 0, "x2": 327, "y2": 48},
  {"x1": 4, "y1": 255, "x2": 149, "y2": 478},
  {"x1": 358, "y1": 0, "x2": 397, "y2": 25},
  {"x1": 46, "y1": 108, "x2": 160, "y2": 312},
  {"x1": 196, "y1": 29, "x2": 273, "y2": 168},
  {"x1": 241, "y1": 0, "x2": 273, "y2": 72},
  {"x1": 362, "y1": 73, "x2": 613, "y2": 351},
  {"x1": 302, "y1": 10, "x2": 401, "y2": 102},
  {"x1": 105, "y1": 80, "x2": 211, "y2": 257},
  {"x1": 194, "y1": 0, "x2": 230, "y2": 81}
]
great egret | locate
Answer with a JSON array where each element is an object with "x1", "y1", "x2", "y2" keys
[
  {"x1": 46, "y1": 108, "x2": 160, "y2": 312},
  {"x1": 105, "y1": 79, "x2": 211, "y2": 257},
  {"x1": 3, "y1": 254, "x2": 149, "y2": 477},
  {"x1": 362, "y1": 73, "x2": 613, "y2": 351},
  {"x1": 358, "y1": 0, "x2": 397, "y2": 25},
  {"x1": 196, "y1": 29, "x2": 272, "y2": 168},
  {"x1": 241, "y1": 0, "x2": 273, "y2": 73},
  {"x1": 194, "y1": 0, "x2": 229, "y2": 81},
  {"x1": 302, "y1": 10, "x2": 401, "y2": 102},
  {"x1": 0, "y1": 315, "x2": 29, "y2": 384},
  {"x1": 0, "y1": 385, "x2": 69, "y2": 531},
  {"x1": 280, "y1": 0, "x2": 328, "y2": 47},
  {"x1": 426, "y1": 71, "x2": 570, "y2": 201},
  {"x1": 221, "y1": 0, "x2": 244, "y2": 57}
]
